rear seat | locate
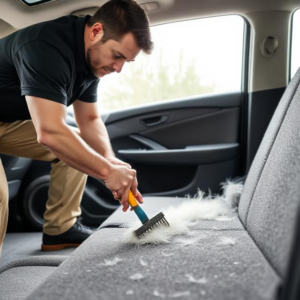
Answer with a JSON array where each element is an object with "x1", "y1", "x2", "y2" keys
[{"x1": 1, "y1": 68, "x2": 300, "y2": 299}]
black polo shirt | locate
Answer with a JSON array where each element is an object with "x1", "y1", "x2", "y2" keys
[{"x1": 0, "y1": 15, "x2": 99, "y2": 122}]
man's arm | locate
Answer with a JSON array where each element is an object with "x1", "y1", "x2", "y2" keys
[
  {"x1": 26, "y1": 96, "x2": 138, "y2": 211},
  {"x1": 73, "y1": 100, "x2": 143, "y2": 204},
  {"x1": 73, "y1": 100, "x2": 115, "y2": 159}
]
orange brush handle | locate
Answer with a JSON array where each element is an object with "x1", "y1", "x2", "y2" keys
[
  {"x1": 128, "y1": 190, "x2": 139, "y2": 207},
  {"x1": 128, "y1": 190, "x2": 149, "y2": 224}
]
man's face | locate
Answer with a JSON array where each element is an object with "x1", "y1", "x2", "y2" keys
[{"x1": 86, "y1": 32, "x2": 141, "y2": 78}]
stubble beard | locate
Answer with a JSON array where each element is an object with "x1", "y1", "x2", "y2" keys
[{"x1": 86, "y1": 42, "x2": 103, "y2": 78}]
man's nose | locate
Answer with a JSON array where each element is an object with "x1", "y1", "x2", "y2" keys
[{"x1": 113, "y1": 60, "x2": 126, "y2": 73}]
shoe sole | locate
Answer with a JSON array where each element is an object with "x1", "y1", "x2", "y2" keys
[{"x1": 41, "y1": 243, "x2": 81, "y2": 251}]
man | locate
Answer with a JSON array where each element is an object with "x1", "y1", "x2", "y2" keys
[{"x1": 0, "y1": 0, "x2": 153, "y2": 255}]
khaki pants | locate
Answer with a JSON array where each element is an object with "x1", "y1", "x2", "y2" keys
[{"x1": 0, "y1": 120, "x2": 87, "y2": 256}]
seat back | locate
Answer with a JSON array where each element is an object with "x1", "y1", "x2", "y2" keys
[{"x1": 239, "y1": 68, "x2": 300, "y2": 277}]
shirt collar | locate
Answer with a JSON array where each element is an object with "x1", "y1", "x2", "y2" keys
[{"x1": 75, "y1": 15, "x2": 97, "y2": 80}]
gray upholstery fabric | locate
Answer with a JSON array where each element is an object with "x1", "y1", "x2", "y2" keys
[
  {"x1": 239, "y1": 70, "x2": 300, "y2": 223},
  {"x1": 0, "y1": 255, "x2": 66, "y2": 274},
  {"x1": 238, "y1": 69, "x2": 300, "y2": 277},
  {"x1": 100, "y1": 196, "x2": 244, "y2": 230},
  {"x1": 28, "y1": 228, "x2": 279, "y2": 300},
  {"x1": 246, "y1": 83, "x2": 300, "y2": 277},
  {"x1": 0, "y1": 266, "x2": 56, "y2": 300}
]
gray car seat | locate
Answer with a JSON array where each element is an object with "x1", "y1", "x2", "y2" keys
[
  {"x1": 1, "y1": 68, "x2": 300, "y2": 299},
  {"x1": 0, "y1": 256, "x2": 66, "y2": 300}
]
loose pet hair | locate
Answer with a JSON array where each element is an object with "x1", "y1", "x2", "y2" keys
[{"x1": 124, "y1": 180, "x2": 244, "y2": 245}]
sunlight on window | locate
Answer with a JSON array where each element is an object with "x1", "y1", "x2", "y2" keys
[
  {"x1": 98, "y1": 15, "x2": 245, "y2": 112},
  {"x1": 291, "y1": 9, "x2": 300, "y2": 79}
]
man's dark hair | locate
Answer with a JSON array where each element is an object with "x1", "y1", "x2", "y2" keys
[{"x1": 87, "y1": 0, "x2": 153, "y2": 54}]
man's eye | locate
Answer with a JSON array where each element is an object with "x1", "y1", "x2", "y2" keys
[{"x1": 114, "y1": 55, "x2": 122, "y2": 59}]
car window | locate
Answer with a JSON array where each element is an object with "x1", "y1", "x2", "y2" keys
[
  {"x1": 291, "y1": 8, "x2": 300, "y2": 79},
  {"x1": 97, "y1": 15, "x2": 245, "y2": 112}
]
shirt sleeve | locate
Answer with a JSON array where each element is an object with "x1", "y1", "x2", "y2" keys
[
  {"x1": 78, "y1": 79, "x2": 99, "y2": 103},
  {"x1": 13, "y1": 40, "x2": 72, "y2": 106}
]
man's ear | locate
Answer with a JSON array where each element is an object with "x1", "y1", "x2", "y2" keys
[{"x1": 89, "y1": 22, "x2": 104, "y2": 43}]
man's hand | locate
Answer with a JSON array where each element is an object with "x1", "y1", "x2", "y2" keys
[{"x1": 104, "y1": 164, "x2": 143, "y2": 212}]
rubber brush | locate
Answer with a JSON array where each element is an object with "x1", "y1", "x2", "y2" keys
[{"x1": 128, "y1": 191, "x2": 169, "y2": 238}]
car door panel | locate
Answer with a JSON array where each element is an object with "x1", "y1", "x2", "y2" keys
[
  {"x1": 141, "y1": 107, "x2": 239, "y2": 148},
  {"x1": 105, "y1": 93, "x2": 242, "y2": 196}
]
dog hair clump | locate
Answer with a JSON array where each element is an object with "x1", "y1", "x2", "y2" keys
[
  {"x1": 99, "y1": 256, "x2": 122, "y2": 266},
  {"x1": 161, "y1": 250, "x2": 174, "y2": 257},
  {"x1": 126, "y1": 290, "x2": 134, "y2": 295},
  {"x1": 185, "y1": 274, "x2": 207, "y2": 284},
  {"x1": 222, "y1": 180, "x2": 243, "y2": 209},
  {"x1": 130, "y1": 273, "x2": 144, "y2": 281},
  {"x1": 140, "y1": 258, "x2": 148, "y2": 267},
  {"x1": 153, "y1": 290, "x2": 166, "y2": 298},
  {"x1": 153, "y1": 290, "x2": 191, "y2": 298},
  {"x1": 124, "y1": 181, "x2": 243, "y2": 244},
  {"x1": 173, "y1": 236, "x2": 201, "y2": 247},
  {"x1": 216, "y1": 236, "x2": 237, "y2": 246},
  {"x1": 169, "y1": 291, "x2": 191, "y2": 298}
]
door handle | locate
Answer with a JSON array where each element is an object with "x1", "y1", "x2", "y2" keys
[{"x1": 140, "y1": 115, "x2": 168, "y2": 127}]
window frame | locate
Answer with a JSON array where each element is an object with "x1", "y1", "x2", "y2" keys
[
  {"x1": 19, "y1": 0, "x2": 56, "y2": 7},
  {"x1": 289, "y1": 7, "x2": 300, "y2": 81}
]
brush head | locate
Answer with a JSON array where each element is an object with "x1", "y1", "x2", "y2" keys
[{"x1": 135, "y1": 212, "x2": 169, "y2": 238}]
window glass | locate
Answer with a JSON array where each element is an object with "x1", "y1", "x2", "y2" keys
[
  {"x1": 97, "y1": 15, "x2": 245, "y2": 112},
  {"x1": 291, "y1": 9, "x2": 300, "y2": 79}
]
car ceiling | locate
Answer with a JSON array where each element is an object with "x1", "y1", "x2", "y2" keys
[{"x1": 0, "y1": 0, "x2": 299, "y2": 38}]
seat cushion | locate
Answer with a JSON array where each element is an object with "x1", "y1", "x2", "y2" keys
[
  {"x1": 28, "y1": 228, "x2": 280, "y2": 300},
  {"x1": 100, "y1": 196, "x2": 244, "y2": 230},
  {"x1": 0, "y1": 266, "x2": 56, "y2": 300},
  {"x1": 0, "y1": 255, "x2": 66, "y2": 274},
  {"x1": 0, "y1": 255, "x2": 66, "y2": 300}
]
